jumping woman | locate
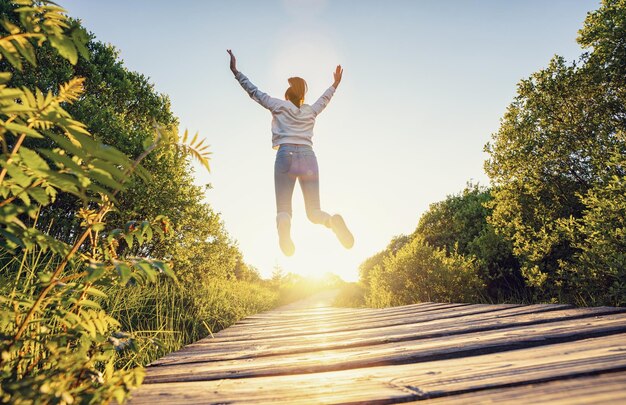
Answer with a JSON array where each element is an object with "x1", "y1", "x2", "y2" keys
[{"x1": 227, "y1": 49, "x2": 354, "y2": 256}]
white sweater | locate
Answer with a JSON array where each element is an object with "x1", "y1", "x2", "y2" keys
[{"x1": 235, "y1": 71, "x2": 335, "y2": 149}]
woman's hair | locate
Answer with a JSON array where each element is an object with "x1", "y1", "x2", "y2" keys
[{"x1": 285, "y1": 77, "x2": 307, "y2": 107}]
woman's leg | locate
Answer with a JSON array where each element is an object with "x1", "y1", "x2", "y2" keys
[
  {"x1": 299, "y1": 153, "x2": 354, "y2": 249},
  {"x1": 275, "y1": 150, "x2": 297, "y2": 255},
  {"x1": 298, "y1": 153, "x2": 331, "y2": 227}
]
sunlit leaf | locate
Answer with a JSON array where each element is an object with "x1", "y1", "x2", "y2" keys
[
  {"x1": 123, "y1": 233, "x2": 133, "y2": 249},
  {"x1": 1, "y1": 18, "x2": 21, "y2": 35},
  {"x1": 85, "y1": 286, "x2": 108, "y2": 299},
  {"x1": 5, "y1": 122, "x2": 43, "y2": 138},
  {"x1": 38, "y1": 148, "x2": 86, "y2": 175},
  {"x1": 19, "y1": 147, "x2": 49, "y2": 171},
  {"x1": 58, "y1": 77, "x2": 85, "y2": 103},
  {"x1": 49, "y1": 34, "x2": 77, "y2": 65},
  {"x1": 77, "y1": 299, "x2": 101, "y2": 309},
  {"x1": 71, "y1": 27, "x2": 90, "y2": 61},
  {"x1": 86, "y1": 263, "x2": 106, "y2": 283},
  {"x1": 0, "y1": 41, "x2": 22, "y2": 70},
  {"x1": 152, "y1": 261, "x2": 176, "y2": 281},
  {"x1": 88, "y1": 168, "x2": 124, "y2": 191},
  {"x1": 5, "y1": 164, "x2": 31, "y2": 187},
  {"x1": 13, "y1": 36, "x2": 36, "y2": 66},
  {"x1": 0, "y1": 72, "x2": 12, "y2": 84},
  {"x1": 27, "y1": 187, "x2": 49, "y2": 205},
  {"x1": 114, "y1": 261, "x2": 132, "y2": 284},
  {"x1": 133, "y1": 261, "x2": 156, "y2": 283}
]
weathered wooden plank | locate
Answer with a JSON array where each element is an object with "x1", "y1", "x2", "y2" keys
[
  {"x1": 418, "y1": 371, "x2": 626, "y2": 404},
  {"x1": 242, "y1": 302, "x2": 442, "y2": 321},
  {"x1": 129, "y1": 375, "x2": 413, "y2": 405},
  {"x1": 212, "y1": 303, "x2": 535, "y2": 341},
  {"x1": 202, "y1": 304, "x2": 573, "y2": 346},
  {"x1": 218, "y1": 304, "x2": 472, "y2": 339},
  {"x1": 225, "y1": 303, "x2": 469, "y2": 330},
  {"x1": 143, "y1": 313, "x2": 626, "y2": 383},
  {"x1": 242, "y1": 301, "x2": 452, "y2": 319},
  {"x1": 129, "y1": 290, "x2": 626, "y2": 404},
  {"x1": 216, "y1": 304, "x2": 475, "y2": 338},
  {"x1": 129, "y1": 334, "x2": 626, "y2": 404},
  {"x1": 149, "y1": 306, "x2": 624, "y2": 366},
  {"x1": 174, "y1": 304, "x2": 610, "y2": 351}
]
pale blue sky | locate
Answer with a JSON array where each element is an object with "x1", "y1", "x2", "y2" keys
[{"x1": 62, "y1": 0, "x2": 599, "y2": 281}]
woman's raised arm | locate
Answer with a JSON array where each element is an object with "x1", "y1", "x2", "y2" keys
[
  {"x1": 228, "y1": 49, "x2": 281, "y2": 112},
  {"x1": 311, "y1": 65, "x2": 343, "y2": 116}
]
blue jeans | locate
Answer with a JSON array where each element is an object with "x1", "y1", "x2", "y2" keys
[{"x1": 274, "y1": 144, "x2": 331, "y2": 227}]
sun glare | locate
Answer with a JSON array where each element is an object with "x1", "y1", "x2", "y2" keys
[
  {"x1": 274, "y1": 207, "x2": 356, "y2": 280},
  {"x1": 271, "y1": 36, "x2": 340, "y2": 94}
]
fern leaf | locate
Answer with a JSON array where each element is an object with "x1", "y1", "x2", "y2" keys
[
  {"x1": 194, "y1": 137, "x2": 206, "y2": 149},
  {"x1": 0, "y1": 33, "x2": 43, "y2": 70},
  {"x1": 21, "y1": 87, "x2": 36, "y2": 108},
  {"x1": 58, "y1": 77, "x2": 85, "y2": 104},
  {"x1": 176, "y1": 130, "x2": 211, "y2": 173},
  {"x1": 35, "y1": 88, "x2": 44, "y2": 109}
]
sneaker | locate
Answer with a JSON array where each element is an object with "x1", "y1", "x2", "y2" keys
[
  {"x1": 276, "y1": 212, "x2": 295, "y2": 256},
  {"x1": 330, "y1": 214, "x2": 354, "y2": 249}
]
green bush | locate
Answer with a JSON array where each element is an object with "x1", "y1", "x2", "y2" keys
[
  {"x1": 414, "y1": 184, "x2": 524, "y2": 301},
  {"x1": 366, "y1": 236, "x2": 485, "y2": 308}
]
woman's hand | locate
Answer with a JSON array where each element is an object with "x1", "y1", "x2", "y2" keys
[
  {"x1": 227, "y1": 49, "x2": 238, "y2": 75},
  {"x1": 332, "y1": 65, "x2": 343, "y2": 88}
]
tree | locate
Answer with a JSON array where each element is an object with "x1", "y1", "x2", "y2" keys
[
  {"x1": 0, "y1": 3, "x2": 242, "y2": 285},
  {"x1": 0, "y1": 2, "x2": 166, "y2": 402},
  {"x1": 485, "y1": 0, "x2": 626, "y2": 305},
  {"x1": 414, "y1": 184, "x2": 523, "y2": 301},
  {"x1": 0, "y1": 1, "x2": 215, "y2": 402}
]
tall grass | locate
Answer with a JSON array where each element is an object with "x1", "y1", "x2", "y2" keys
[
  {"x1": 1, "y1": 246, "x2": 279, "y2": 372},
  {"x1": 105, "y1": 278, "x2": 279, "y2": 368}
]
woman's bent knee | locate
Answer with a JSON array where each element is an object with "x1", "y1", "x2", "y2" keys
[{"x1": 306, "y1": 209, "x2": 331, "y2": 227}]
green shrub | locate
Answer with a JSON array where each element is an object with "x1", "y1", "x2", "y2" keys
[
  {"x1": 414, "y1": 184, "x2": 524, "y2": 301},
  {"x1": 366, "y1": 236, "x2": 485, "y2": 308}
]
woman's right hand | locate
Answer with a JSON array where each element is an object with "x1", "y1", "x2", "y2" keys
[
  {"x1": 227, "y1": 49, "x2": 238, "y2": 75},
  {"x1": 332, "y1": 65, "x2": 343, "y2": 88}
]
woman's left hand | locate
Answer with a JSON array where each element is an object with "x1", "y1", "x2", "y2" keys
[
  {"x1": 333, "y1": 65, "x2": 343, "y2": 88},
  {"x1": 227, "y1": 49, "x2": 238, "y2": 75}
]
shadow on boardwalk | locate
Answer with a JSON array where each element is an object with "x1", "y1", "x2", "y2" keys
[{"x1": 128, "y1": 290, "x2": 626, "y2": 404}]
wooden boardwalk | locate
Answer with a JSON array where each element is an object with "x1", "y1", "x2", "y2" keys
[{"x1": 129, "y1": 291, "x2": 626, "y2": 404}]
